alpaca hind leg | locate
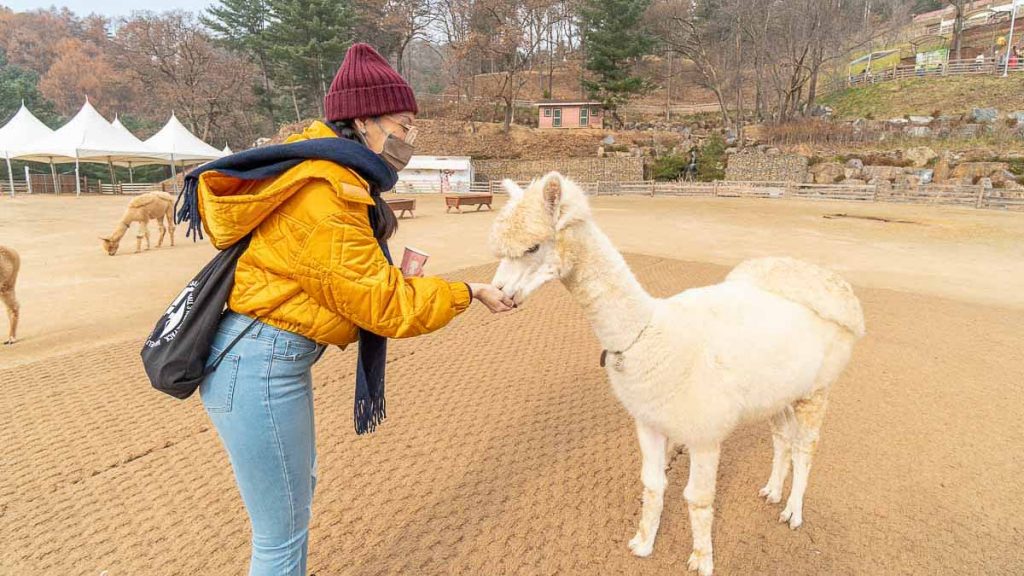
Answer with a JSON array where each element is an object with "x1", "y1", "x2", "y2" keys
[
  {"x1": 1, "y1": 289, "x2": 18, "y2": 345},
  {"x1": 780, "y1": 388, "x2": 829, "y2": 529},
  {"x1": 760, "y1": 407, "x2": 795, "y2": 504},
  {"x1": 628, "y1": 420, "x2": 668, "y2": 557},
  {"x1": 685, "y1": 444, "x2": 720, "y2": 576},
  {"x1": 156, "y1": 217, "x2": 167, "y2": 248}
]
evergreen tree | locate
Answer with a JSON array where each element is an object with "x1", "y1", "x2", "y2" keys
[
  {"x1": 0, "y1": 51, "x2": 60, "y2": 126},
  {"x1": 580, "y1": 0, "x2": 655, "y2": 127},
  {"x1": 697, "y1": 133, "x2": 726, "y2": 182},
  {"x1": 203, "y1": 0, "x2": 277, "y2": 120},
  {"x1": 912, "y1": 0, "x2": 944, "y2": 14},
  {"x1": 267, "y1": 0, "x2": 355, "y2": 119}
]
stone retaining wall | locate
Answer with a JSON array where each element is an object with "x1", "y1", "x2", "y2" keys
[
  {"x1": 472, "y1": 157, "x2": 644, "y2": 183},
  {"x1": 725, "y1": 151, "x2": 809, "y2": 183}
]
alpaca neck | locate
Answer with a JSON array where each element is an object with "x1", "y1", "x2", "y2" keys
[
  {"x1": 109, "y1": 221, "x2": 130, "y2": 242},
  {"x1": 560, "y1": 221, "x2": 655, "y2": 352}
]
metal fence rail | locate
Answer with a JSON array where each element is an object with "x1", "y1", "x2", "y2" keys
[{"x1": 826, "y1": 58, "x2": 1024, "y2": 94}]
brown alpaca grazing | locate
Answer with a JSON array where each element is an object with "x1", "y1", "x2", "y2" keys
[
  {"x1": 100, "y1": 192, "x2": 177, "y2": 256},
  {"x1": 0, "y1": 245, "x2": 19, "y2": 345}
]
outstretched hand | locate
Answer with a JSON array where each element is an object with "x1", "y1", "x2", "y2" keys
[{"x1": 468, "y1": 283, "x2": 515, "y2": 313}]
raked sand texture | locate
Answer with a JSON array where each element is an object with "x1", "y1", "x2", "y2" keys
[{"x1": 2, "y1": 256, "x2": 1022, "y2": 575}]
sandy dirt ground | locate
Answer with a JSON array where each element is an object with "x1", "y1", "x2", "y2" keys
[{"x1": 1, "y1": 194, "x2": 1022, "y2": 575}]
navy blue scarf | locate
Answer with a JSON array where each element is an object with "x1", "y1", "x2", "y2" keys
[{"x1": 176, "y1": 137, "x2": 399, "y2": 435}]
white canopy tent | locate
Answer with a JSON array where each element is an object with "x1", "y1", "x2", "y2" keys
[
  {"x1": 222, "y1": 144, "x2": 233, "y2": 155},
  {"x1": 144, "y1": 113, "x2": 226, "y2": 179},
  {"x1": 15, "y1": 100, "x2": 166, "y2": 195},
  {"x1": 0, "y1": 103, "x2": 55, "y2": 196},
  {"x1": 110, "y1": 115, "x2": 154, "y2": 183}
]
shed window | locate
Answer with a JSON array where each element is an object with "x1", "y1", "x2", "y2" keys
[
  {"x1": 553, "y1": 108, "x2": 562, "y2": 127},
  {"x1": 580, "y1": 107, "x2": 589, "y2": 126},
  {"x1": 543, "y1": 108, "x2": 551, "y2": 117}
]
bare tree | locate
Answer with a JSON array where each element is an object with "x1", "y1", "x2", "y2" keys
[
  {"x1": 382, "y1": 0, "x2": 438, "y2": 76},
  {"x1": 647, "y1": 0, "x2": 734, "y2": 126},
  {"x1": 472, "y1": 0, "x2": 552, "y2": 132},
  {"x1": 650, "y1": 0, "x2": 908, "y2": 125},
  {"x1": 114, "y1": 11, "x2": 257, "y2": 141}
]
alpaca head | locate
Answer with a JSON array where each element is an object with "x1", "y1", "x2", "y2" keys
[
  {"x1": 489, "y1": 172, "x2": 591, "y2": 305},
  {"x1": 99, "y1": 236, "x2": 119, "y2": 256}
]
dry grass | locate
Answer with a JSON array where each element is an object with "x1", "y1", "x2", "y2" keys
[{"x1": 822, "y1": 75, "x2": 1024, "y2": 119}]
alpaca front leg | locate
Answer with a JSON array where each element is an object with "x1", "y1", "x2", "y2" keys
[
  {"x1": 1, "y1": 289, "x2": 17, "y2": 345},
  {"x1": 760, "y1": 407, "x2": 794, "y2": 504},
  {"x1": 684, "y1": 445, "x2": 720, "y2": 576},
  {"x1": 780, "y1": 389, "x2": 829, "y2": 529},
  {"x1": 156, "y1": 220, "x2": 167, "y2": 248},
  {"x1": 628, "y1": 420, "x2": 667, "y2": 557},
  {"x1": 135, "y1": 221, "x2": 150, "y2": 253}
]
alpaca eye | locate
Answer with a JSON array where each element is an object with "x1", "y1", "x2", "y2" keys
[{"x1": 525, "y1": 244, "x2": 540, "y2": 255}]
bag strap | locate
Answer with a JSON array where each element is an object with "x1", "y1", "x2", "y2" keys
[{"x1": 202, "y1": 314, "x2": 261, "y2": 377}]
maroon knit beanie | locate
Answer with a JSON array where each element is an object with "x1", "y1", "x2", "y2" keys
[{"x1": 324, "y1": 43, "x2": 418, "y2": 122}]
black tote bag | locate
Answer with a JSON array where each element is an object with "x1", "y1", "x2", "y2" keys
[{"x1": 140, "y1": 235, "x2": 256, "y2": 399}]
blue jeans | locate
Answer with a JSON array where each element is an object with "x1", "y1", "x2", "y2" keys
[{"x1": 200, "y1": 310, "x2": 326, "y2": 576}]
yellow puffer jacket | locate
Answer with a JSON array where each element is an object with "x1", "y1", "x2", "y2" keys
[{"x1": 196, "y1": 120, "x2": 471, "y2": 346}]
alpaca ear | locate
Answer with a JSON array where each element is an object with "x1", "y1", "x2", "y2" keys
[
  {"x1": 98, "y1": 236, "x2": 110, "y2": 242},
  {"x1": 542, "y1": 173, "x2": 562, "y2": 214},
  {"x1": 502, "y1": 179, "x2": 524, "y2": 200}
]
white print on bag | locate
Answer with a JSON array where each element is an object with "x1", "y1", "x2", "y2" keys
[{"x1": 145, "y1": 280, "x2": 197, "y2": 348}]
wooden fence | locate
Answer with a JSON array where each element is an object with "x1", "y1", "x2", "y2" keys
[
  {"x1": 473, "y1": 179, "x2": 1024, "y2": 211},
  {"x1": 6, "y1": 175, "x2": 1021, "y2": 211},
  {"x1": 96, "y1": 182, "x2": 161, "y2": 195},
  {"x1": 1, "y1": 178, "x2": 167, "y2": 196}
]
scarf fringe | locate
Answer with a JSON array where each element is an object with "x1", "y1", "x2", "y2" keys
[
  {"x1": 174, "y1": 176, "x2": 205, "y2": 242},
  {"x1": 354, "y1": 394, "x2": 387, "y2": 435}
]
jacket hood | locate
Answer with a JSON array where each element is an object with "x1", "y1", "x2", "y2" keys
[{"x1": 197, "y1": 121, "x2": 379, "y2": 248}]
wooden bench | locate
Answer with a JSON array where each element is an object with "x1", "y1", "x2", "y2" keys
[
  {"x1": 444, "y1": 193, "x2": 493, "y2": 213},
  {"x1": 384, "y1": 197, "x2": 416, "y2": 219}
]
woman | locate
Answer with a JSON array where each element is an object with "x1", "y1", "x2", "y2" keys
[{"x1": 193, "y1": 43, "x2": 512, "y2": 575}]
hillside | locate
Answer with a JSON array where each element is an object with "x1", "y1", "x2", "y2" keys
[
  {"x1": 469, "y1": 57, "x2": 720, "y2": 110},
  {"x1": 822, "y1": 76, "x2": 1024, "y2": 119},
  {"x1": 270, "y1": 118, "x2": 688, "y2": 160}
]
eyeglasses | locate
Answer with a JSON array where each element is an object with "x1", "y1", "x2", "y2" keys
[
  {"x1": 376, "y1": 117, "x2": 418, "y2": 145},
  {"x1": 398, "y1": 124, "x2": 419, "y2": 145}
]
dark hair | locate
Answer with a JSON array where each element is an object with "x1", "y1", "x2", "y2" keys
[{"x1": 327, "y1": 118, "x2": 399, "y2": 242}]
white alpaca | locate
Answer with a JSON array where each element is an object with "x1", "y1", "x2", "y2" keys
[{"x1": 489, "y1": 173, "x2": 864, "y2": 576}]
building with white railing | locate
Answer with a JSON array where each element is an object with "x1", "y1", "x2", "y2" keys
[{"x1": 395, "y1": 156, "x2": 473, "y2": 194}]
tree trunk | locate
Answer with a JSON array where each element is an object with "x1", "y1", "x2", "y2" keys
[
  {"x1": 806, "y1": 57, "x2": 821, "y2": 113},
  {"x1": 712, "y1": 85, "x2": 731, "y2": 126},
  {"x1": 503, "y1": 99, "x2": 513, "y2": 133},
  {"x1": 547, "y1": 23, "x2": 554, "y2": 96},
  {"x1": 290, "y1": 86, "x2": 301, "y2": 122},
  {"x1": 257, "y1": 51, "x2": 275, "y2": 121}
]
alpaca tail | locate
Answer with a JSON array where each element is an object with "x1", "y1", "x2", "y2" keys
[
  {"x1": 164, "y1": 196, "x2": 175, "y2": 227},
  {"x1": 726, "y1": 257, "x2": 865, "y2": 338}
]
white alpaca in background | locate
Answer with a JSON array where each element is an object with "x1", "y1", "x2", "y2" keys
[{"x1": 490, "y1": 172, "x2": 864, "y2": 576}]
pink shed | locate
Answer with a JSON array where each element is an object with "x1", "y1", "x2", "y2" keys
[{"x1": 537, "y1": 101, "x2": 603, "y2": 129}]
